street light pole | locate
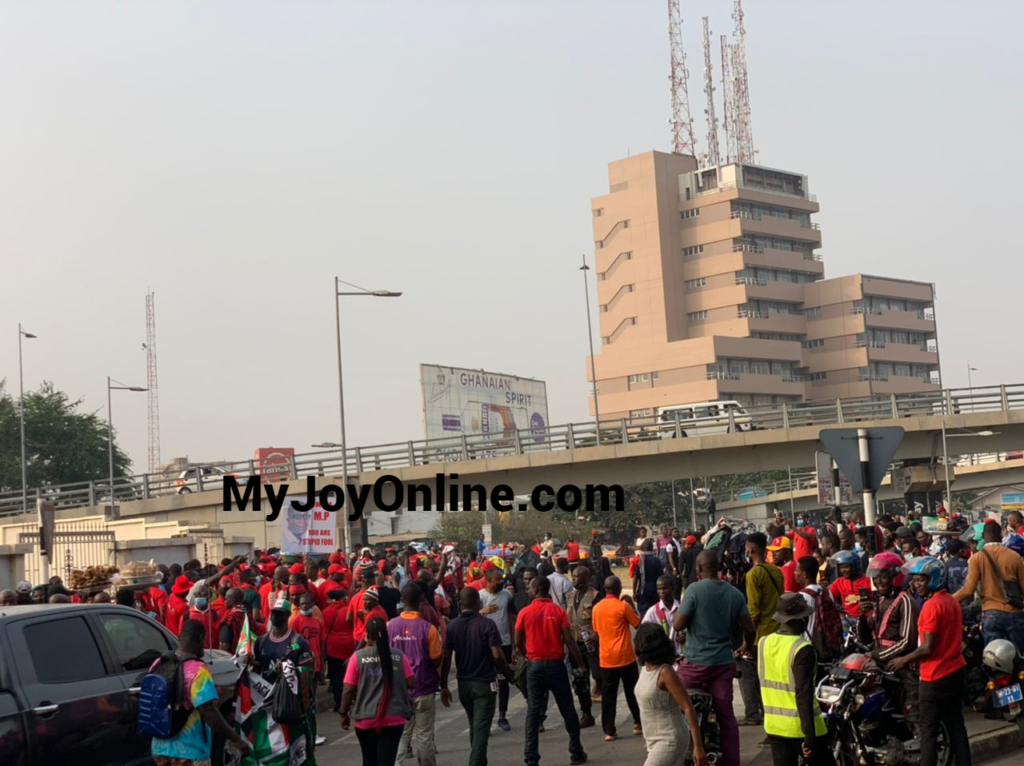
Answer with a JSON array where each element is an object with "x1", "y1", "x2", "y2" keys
[
  {"x1": 335, "y1": 278, "x2": 402, "y2": 555},
  {"x1": 18, "y1": 324, "x2": 37, "y2": 514},
  {"x1": 941, "y1": 419, "x2": 951, "y2": 512},
  {"x1": 107, "y1": 377, "x2": 147, "y2": 518},
  {"x1": 580, "y1": 255, "x2": 601, "y2": 430},
  {"x1": 967, "y1": 364, "x2": 977, "y2": 391}
]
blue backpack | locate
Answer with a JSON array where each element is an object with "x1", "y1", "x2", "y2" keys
[{"x1": 137, "y1": 651, "x2": 199, "y2": 739}]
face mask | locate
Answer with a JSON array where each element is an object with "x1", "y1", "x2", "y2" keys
[
  {"x1": 194, "y1": 598, "x2": 209, "y2": 610},
  {"x1": 270, "y1": 612, "x2": 289, "y2": 629},
  {"x1": 301, "y1": 607, "x2": 313, "y2": 617},
  {"x1": 854, "y1": 543, "x2": 862, "y2": 553},
  {"x1": 797, "y1": 520, "x2": 805, "y2": 527}
]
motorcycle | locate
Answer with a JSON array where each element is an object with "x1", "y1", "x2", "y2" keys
[
  {"x1": 684, "y1": 689, "x2": 723, "y2": 766},
  {"x1": 816, "y1": 644, "x2": 951, "y2": 766},
  {"x1": 981, "y1": 638, "x2": 1024, "y2": 731}
]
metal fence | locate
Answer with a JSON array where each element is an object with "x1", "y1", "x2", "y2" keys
[
  {"x1": 16, "y1": 518, "x2": 115, "y2": 585},
  {"x1": 2, "y1": 383, "x2": 1022, "y2": 518}
]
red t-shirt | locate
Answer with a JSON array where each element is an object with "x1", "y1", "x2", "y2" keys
[
  {"x1": 164, "y1": 594, "x2": 190, "y2": 636},
  {"x1": 829, "y1": 576, "x2": 871, "y2": 618},
  {"x1": 289, "y1": 612, "x2": 325, "y2": 672},
  {"x1": 322, "y1": 601, "x2": 356, "y2": 660},
  {"x1": 791, "y1": 528, "x2": 817, "y2": 561},
  {"x1": 148, "y1": 586, "x2": 168, "y2": 622},
  {"x1": 188, "y1": 608, "x2": 222, "y2": 650},
  {"x1": 781, "y1": 560, "x2": 799, "y2": 593},
  {"x1": 918, "y1": 590, "x2": 967, "y2": 683},
  {"x1": 514, "y1": 597, "x2": 568, "y2": 661},
  {"x1": 566, "y1": 541, "x2": 580, "y2": 562},
  {"x1": 352, "y1": 604, "x2": 388, "y2": 644}
]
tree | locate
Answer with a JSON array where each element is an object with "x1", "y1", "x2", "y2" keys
[{"x1": 0, "y1": 380, "x2": 133, "y2": 493}]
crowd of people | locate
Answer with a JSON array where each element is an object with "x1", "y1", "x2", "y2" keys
[{"x1": 4, "y1": 506, "x2": 1024, "y2": 766}]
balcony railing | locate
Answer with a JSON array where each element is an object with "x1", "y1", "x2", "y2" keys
[
  {"x1": 858, "y1": 373, "x2": 890, "y2": 382},
  {"x1": 730, "y1": 210, "x2": 761, "y2": 220},
  {"x1": 732, "y1": 243, "x2": 765, "y2": 253},
  {"x1": 855, "y1": 339, "x2": 887, "y2": 348},
  {"x1": 738, "y1": 308, "x2": 769, "y2": 319},
  {"x1": 706, "y1": 370, "x2": 740, "y2": 381},
  {"x1": 735, "y1": 277, "x2": 768, "y2": 287}
]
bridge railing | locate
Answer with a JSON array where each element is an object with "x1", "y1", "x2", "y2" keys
[{"x1": 2, "y1": 383, "x2": 1022, "y2": 518}]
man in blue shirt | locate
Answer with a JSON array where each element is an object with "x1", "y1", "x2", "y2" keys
[
  {"x1": 673, "y1": 550, "x2": 755, "y2": 766},
  {"x1": 477, "y1": 535, "x2": 487, "y2": 557}
]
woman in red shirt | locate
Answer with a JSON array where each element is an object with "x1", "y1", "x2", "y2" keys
[{"x1": 321, "y1": 588, "x2": 355, "y2": 712}]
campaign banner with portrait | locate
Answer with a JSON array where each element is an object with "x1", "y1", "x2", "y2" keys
[{"x1": 279, "y1": 496, "x2": 337, "y2": 555}]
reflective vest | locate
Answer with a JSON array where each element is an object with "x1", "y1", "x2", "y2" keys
[{"x1": 758, "y1": 633, "x2": 827, "y2": 739}]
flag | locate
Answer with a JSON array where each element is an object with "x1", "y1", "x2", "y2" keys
[
  {"x1": 235, "y1": 614, "x2": 257, "y2": 659},
  {"x1": 234, "y1": 668, "x2": 311, "y2": 766}
]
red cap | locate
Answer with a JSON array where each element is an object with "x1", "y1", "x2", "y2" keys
[
  {"x1": 289, "y1": 563, "x2": 304, "y2": 574},
  {"x1": 288, "y1": 585, "x2": 304, "y2": 596},
  {"x1": 171, "y1": 575, "x2": 192, "y2": 595},
  {"x1": 328, "y1": 564, "x2": 346, "y2": 575},
  {"x1": 481, "y1": 560, "x2": 494, "y2": 572},
  {"x1": 329, "y1": 553, "x2": 343, "y2": 564},
  {"x1": 684, "y1": 535, "x2": 698, "y2": 545}
]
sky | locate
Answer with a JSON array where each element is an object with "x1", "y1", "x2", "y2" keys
[{"x1": 2, "y1": 0, "x2": 1021, "y2": 474}]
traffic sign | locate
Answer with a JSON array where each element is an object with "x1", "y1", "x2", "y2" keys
[{"x1": 819, "y1": 427, "x2": 905, "y2": 493}]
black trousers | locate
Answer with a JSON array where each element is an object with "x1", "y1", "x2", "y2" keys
[
  {"x1": 572, "y1": 642, "x2": 594, "y2": 717},
  {"x1": 767, "y1": 734, "x2": 835, "y2": 766},
  {"x1": 498, "y1": 644, "x2": 512, "y2": 716},
  {"x1": 920, "y1": 668, "x2": 971, "y2": 766},
  {"x1": 600, "y1": 661, "x2": 641, "y2": 735},
  {"x1": 356, "y1": 723, "x2": 404, "y2": 766},
  {"x1": 326, "y1": 655, "x2": 347, "y2": 708}
]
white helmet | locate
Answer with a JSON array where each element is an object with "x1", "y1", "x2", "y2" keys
[{"x1": 982, "y1": 639, "x2": 1018, "y2": 675}]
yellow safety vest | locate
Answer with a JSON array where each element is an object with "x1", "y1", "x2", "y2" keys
[{"x1": 758, "y1": 633, "x2": 827, "y2": 739}]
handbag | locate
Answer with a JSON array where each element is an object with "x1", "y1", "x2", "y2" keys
[{"x1": 981, "y1": 549, "x2": 1024, "y2": 609}]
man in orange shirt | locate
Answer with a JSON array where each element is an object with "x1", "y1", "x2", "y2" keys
[{"x1": 590, "y1": 575, "x2": 642, "y2": 741}]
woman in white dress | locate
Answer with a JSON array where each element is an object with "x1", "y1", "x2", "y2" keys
[{"x1": 633, "y1": 623, "x2": 707, "y2": 766}]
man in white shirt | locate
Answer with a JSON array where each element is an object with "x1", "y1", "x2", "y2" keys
[
  {"x1": 640, "y1": 575, "x2": 684, "y2": 658},
  {"x1": 794, "y1": 555, "x2": 821, "y2": 644},
  {"x1": 549, "y1": 557, "x2": 574, "y2": 610}
]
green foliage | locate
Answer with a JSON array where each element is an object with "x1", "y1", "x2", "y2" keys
[{"x1": 0, "y1": 380, "x2": 133, "y2": 492}]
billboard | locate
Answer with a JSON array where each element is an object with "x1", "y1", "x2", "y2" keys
[
  {"x1": 1002, "y1": 493, "x2": 1024, "y2": 512},
  {"x1": 420, "y1": 364, "x2": 549, "y2": 447},
  {"x1": 254, "y1": 447, "x2": 295, "y2": 485},
  {"x1": 280, "y1": 496, "x2": 338, "y2": 555}
]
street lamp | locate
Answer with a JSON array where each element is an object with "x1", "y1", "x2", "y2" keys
[
  {"x1": 107, "y1": 377, "x2": 147, "y2": 517},
  {"x1": 967, "y1": 364, "x2": 978, "y2": 390},
  {"x1": 940, "y1": 423, "x2": 995, "y2": 512},
  {"x1": 580, "y1": 255, "x2": 601, "y2": 431},
  {"x1": 18, "y1": 324, "x2": 37, "y2": 514},
  {"x1": 334, "y1": 278, "x2": 401, "y2": 554}
]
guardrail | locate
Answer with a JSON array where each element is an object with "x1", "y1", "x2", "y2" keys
[{"x1": 2, "y1": 384, "x2": 1023, "y2": 518}]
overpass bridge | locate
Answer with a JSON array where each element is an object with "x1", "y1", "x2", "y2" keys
[{"x1": 2, "y1": 385, "x2": 1023, "y2": 546}]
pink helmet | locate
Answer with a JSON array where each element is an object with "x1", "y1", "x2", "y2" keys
[{"x1": 866, "y1": 552, "x2": 905, "y2": 588}]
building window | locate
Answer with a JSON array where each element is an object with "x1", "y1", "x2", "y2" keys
[
  {"x1": 682, "y1": 245, "x2": 704, "y2": 257},
  {"x1": 801, "y1": 339, "x2": 824, "y2": 349},
  {"x1": 627, "y1": 373, "x2": 651, "y2": 384},
  {"x1": 803, "y1": 306, "x2": 821, "y2": 317},
  {"x1": 680, "y1": 208, "x2": 702, "y2": 220},
  {"x1": 629, "y1": 408, "x2": 653, "y2": 418},
  {"x1": 687, "y1": 311, "x2": 708, "y2": 322},
  {"x1": 651, "y1": 371, "x2": 660, "y2": 381},
  {"x1": 685, "y1": 278, "x2": 707, "y2": 289},
  {"x1": 809, "y1": 372, "x2": 827, "y2": 382},
  {"x1": 593, "y1": 208, "x2": 604, "y2": 217}
]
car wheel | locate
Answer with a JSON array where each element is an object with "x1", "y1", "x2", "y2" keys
[{"x1": 178, "y1": 487, "x2": 192, "y2": 494}]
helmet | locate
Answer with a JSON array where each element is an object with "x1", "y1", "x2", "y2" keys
[
  {"x1": 831, "y1": 550, "x2": 861, "y2": 575},
  {"x1": 1002, "y1": 533, "x2": 1024, "y2": 557},
  {"x1": 906, "y1": 555, "x2": 946, "y2": 592},
  {"x1": 865, "y1": 553, "x2": 904, "y2": 579},
  {"x1": 983, "y1": 639, "x2": 1019, "y2": 674}
]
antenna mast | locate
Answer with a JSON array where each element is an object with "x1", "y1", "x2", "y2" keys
[
  {"x1": 719, "y1": 34, "x2": 735, "y2": 164},
  {"x1": 145, "y1": 291, "x2": 161, "y2": 474},
  {"x1": 731, "y1": 0, "x2": 755, "y2": 163},
  {"x1": 667, "y1": 0, "x2": 697, "y2": 157},
  {"x1": 701, "y1": 17, "x2": 720, "y2": 168}
]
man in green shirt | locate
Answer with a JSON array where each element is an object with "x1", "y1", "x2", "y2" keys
[{"x1": 739, "y1": 532, "x2": 784, "y2": 726}]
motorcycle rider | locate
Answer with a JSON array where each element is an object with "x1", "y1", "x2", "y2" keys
[
  {"x1": 828, "y1": 550, "x2": 870, "y2": 619},
  {"x1": 888, "y1": 557, "x2": 970, "y2": 766},
  {"x1": 858, "y1": 553, "x2": 919, "y2": 722}
]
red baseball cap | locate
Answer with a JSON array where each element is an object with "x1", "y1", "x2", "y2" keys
[
  {"x1": 288, "y1": 585, "x2": 304, "y2": 597},
  {"x1": 289, "y1": 563, "x2": 304, "y2": 575},
  {"x1": 328, "y1": 564, "x2": 346, "y2": 575}
]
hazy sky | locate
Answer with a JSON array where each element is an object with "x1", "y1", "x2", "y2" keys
[{"x1": 2, "y1": 1, "x2": 1021, "y2": 474}]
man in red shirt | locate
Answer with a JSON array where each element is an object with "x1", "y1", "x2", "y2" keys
[
  {"x1": 514, "y1": 575, "x2": 588, "y2": 766},
  {"x1": 349, "y1": 586, "x2": 387, "y2": 647},
  {"x1": 889, "y1": 557, "x2": 969, "y2": 766},
  {"x1": 768, "y1": 537, "x2": 799, "y2": 593},
  {"x1": 789, "y1": 516, "x2": 818, "y2": 561},
  {"x1": 164, "y1": 575, "x2": 193, "y2": 636},
  {"x1": 565, "y1": 537, "x2": 580, "y2": 567},
  {"x1": 259, "y1": 565, "x2": 289, "y2": 621},
  {"x1": 289, "y1": 592, "x2": 326, "y2": 682},
  {"x1": 318, "y1": 564, "x2": 349, "y2": 609},
  {"x1": 828, "y1": 551, "x2": 871, "y2": 618}
]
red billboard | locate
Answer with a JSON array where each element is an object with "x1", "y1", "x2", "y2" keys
[{"x1": 254, "y1": 447, "x2": 295, "y2": 485}]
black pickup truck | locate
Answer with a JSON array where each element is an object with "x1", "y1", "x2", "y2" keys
[{"x1": 0, "y1": 603, "x2": 241, "y2": 766}]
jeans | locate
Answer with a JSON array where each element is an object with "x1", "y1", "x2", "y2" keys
[
  {"x1": 524, "y1": 660, "x2": 584, "y2": 766},
  {"x1": 676, "y1": 660, "x2": 740, "y2": 766},
  {"x1": 599, "y1": 662, "x2": 640, "y2": 735},
  {"x1": 327, "y1": 656, "x2": 347, "y2": 709},
  {"x1": 358, "y1": 724, "x2": 405, "y2": 766},
  {"x1": 395, "y1": 694, "x2": 437, "y2": 766},
  {"x1": 766, "y1": 734, "x2": 835, "y2": 766},
  {"x1": 981, "y1": 609, "x2": 1024, "y2": 655},
  {"x1": 919, "y1": 668, "x2": 971, "y2": 766},
  {"x1": 498, "y1": 645, "x2": 513, "y2": 717},
  {"x1": 458, "y1": 680, "x2": 497, "y2": 766},
  {"x1": 570, "y1": 642, "x2": 596, "y2": 717},
  {"x1": 736, "y1": 656, "x2": 763, "y2": 722}
]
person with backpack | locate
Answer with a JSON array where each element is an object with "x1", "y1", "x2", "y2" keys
[
  {"x1": 145, "y1": 618, "x2": 252, "y2": 765},
  {"x1": 858, "y1": 553, "x2": 919, "y2": 721},
  {"x1": 953, "y1": 520, "x2": 1024, "y2": 653},
  {"x1": 794, "y1": 556, "x2": 843, "y2": 670},
  {"x1": 738, "y1": 532, "x2": 784, "y2": 728}
]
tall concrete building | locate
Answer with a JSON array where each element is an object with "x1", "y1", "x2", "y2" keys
[{"x1": 587, "y1": 151, "x2": 940, "y2": 420}]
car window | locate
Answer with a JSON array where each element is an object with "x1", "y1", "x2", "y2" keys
[
  {"x1": 182, "y1": 469, "x2": 196, "y2": 479},
  {"x1": 25, "y1": 617, "x2": 108, "y2": 683},
  {"x1": 98, "y1": 613, "x2": 172, "y2": 672}
]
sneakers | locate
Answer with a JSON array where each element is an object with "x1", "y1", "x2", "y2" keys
[
  {"x1": 314, "y1": 736, "x2": 327, "y2": 746},
  {"x1": 579, "y1": 714, "x2": 595, "y2": 729},
  {"x1": 570, "y1": 753, "x2": 588, "y2": 765},
  {"x1": 497, "y1": 717, "x2": 511, "y2": 732}
]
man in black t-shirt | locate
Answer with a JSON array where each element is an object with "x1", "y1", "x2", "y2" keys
[{"x1": 441, "y1": 588, "x2": 512, "y2": 766}]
